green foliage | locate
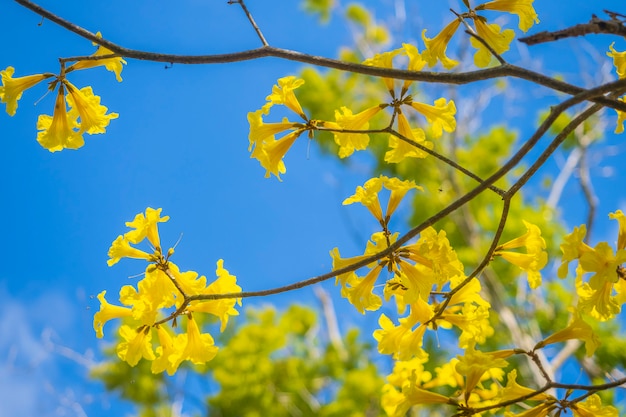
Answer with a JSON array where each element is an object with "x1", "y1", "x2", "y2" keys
[
  {"x1": 207, "y1": 305, "x2": 384, "y2": 417},
  {"x1": 92, "y1": 304, "x2": 384, "y2": 417},
  {"x1": 302, "y1": 0, "x2": 336, "y2": 23}
]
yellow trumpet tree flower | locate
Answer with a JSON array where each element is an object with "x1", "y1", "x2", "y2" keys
[
  {"x1": 67, "y1": 32, "x2": 127, "y2": 82},
  {"x1": 0, "y1": 66, "x2": 54, "y2": 116}
]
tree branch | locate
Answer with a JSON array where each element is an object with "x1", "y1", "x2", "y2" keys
[{"x1": 14, "y1": 0, "x2": 626, "y2": 113}]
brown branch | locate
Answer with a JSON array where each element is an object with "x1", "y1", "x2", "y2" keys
[
  {"x1": 228, "y1": 0, "x2": 268, "y2": 47},
  {"x1": 519, "y1": 13, "x2": 626, "y2": 45},
  {"x1": 14, "y1": 0, "x2": 626, "y2": 113}
]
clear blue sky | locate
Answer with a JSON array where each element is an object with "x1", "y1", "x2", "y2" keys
[{"x1": 1, "y1": 1, "x2": 625, "y2": 416}]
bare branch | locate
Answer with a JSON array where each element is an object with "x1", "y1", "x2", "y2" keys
[
  {"x1": 14, "y1": 0, "x2": 626, "y2": 113},
  {"x1": 228, "y1": 0, "x2": 269, "y2": 47},
  {"x1": 519, "y1": 13, "x2": 626, "y2": 45}
]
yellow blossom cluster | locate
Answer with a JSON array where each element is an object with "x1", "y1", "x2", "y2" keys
[
  {"x1": 248, "y1": 46, "x2": 457, "y2": 179},
  {"x1": 558, "y1": 210, "x2": 626, "y2": 321},
  {"x1": 422, "y1": 0, "x2": 539, "y2": 68},
  {"x1": 94, "y1": 208, "x2": 242, "y2": 374},
  {"x1": 0, "y1": 33, "x2": 123, "y2": 152}
]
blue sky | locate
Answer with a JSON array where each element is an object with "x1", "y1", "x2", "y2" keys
[{"x1": 1, "y1": 1, "x2": 626, "y2": 416}]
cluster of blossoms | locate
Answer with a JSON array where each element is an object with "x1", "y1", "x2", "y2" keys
[
  {"x1": 558, "y1": 210, "x2": 626, "y2": 321},
  {"x1": 248, "y1": 44, "x2": 456, "y2": 179},
  {"x1": 325, "y1": 176, "x2": 608, "y2": 414},
  {"x1": 94, "y1": 208, "x2": 241, "y2": 374},
  {"x1": 0, "y1": 33, "x2": 121, "y2": 151},
  {"x1": 422, "y1": 0, "x2": 539, "y2": 68}
]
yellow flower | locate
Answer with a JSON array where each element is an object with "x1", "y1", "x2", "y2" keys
[
  {"x1": 331, "y1": 105, "x2": 382, "y2": 158},
  {"x1": 571, "y1": 394, "x2": 618, "y2": 417},
  {"x1": 455, "y1": 344, "x2": 509, "y2": 402},
  {"x1": 495, "y1": 221, "x2": 547, "y2": 288},
  {"x1": 577, "y1": 241, "x2": 626, "y2": 320},
  {"x1": 498, "y1": 369, "x2": 552, "y2": 403},
  {"x1": 385, "y1": 112, "x2": 431, "y2": 163},
  {"x1": 0, "y1": 66, "x2": 53, "y2": 116},
  {"x1": 439, "y1": 303, "x2": 494, "y2": 347},
  {"x1": 477, "y1": 0, "x2": 540, "y2": 32},
  {"x1": 188, "y1": 259, "x2": 242, "y2": 331},
  {"x1": 68, "y1": 32, "x2": 126, "y2": 82},
  {"x1": 422, "y1": 19, "x2": 461, "y2": 69},
  {"x1": 93, "y1": 291, "x2": 133, "y2": 338},
  {"x1": 363, "y1": 48, "x2": 403, "y2": 92},
  {"x1": 536, "y1": 313, "x2": 600, "y2": 357},
  {"x1": 609, "y1": 209, "x2": 626, "y2": 250},
  {"x1": 607, "y1": 43, "x2": 626, "y2": 79},
  {"x1": 36, "y1": 84, "x2": 85, "y2": 152},
  {"x1": 151, "y1": 325, "x2": 179, "y2": 375},
  {"x1": 343, "y1": 175, "x2": 422, "y2": 222},
  {"x1": 65, "y1": 82, "x2": 118, "y2": 134},
  {"x1": 107, "y1": 235, "x2": 153, "y2": 266},
  {"x1": 407, "y1": 97, "x2": 456, "y2": 139},
  {"x1": 124, "y1": 207, "x2": 170, "y2": 249},
  {"x1": 170, "y1": 315, "x2": 219, "y2": 369},
  {"x1": 558, "y1": 224, "x2": 593, "y2": 278},
  {"x1": 117, "y1": 324, "x2": 156, "y2": 366},
  {"x1": 266, "y1": 76, "x2": 306, "y2": 117},
  {"x1": 401, "y1": 43, "x2": 427, "y2": 90},
  {"x1": 470, "y1": 18, "x2": 515, "y2": 67},
  {"x1": 248, "y1": 77, "x2": 309, "y2": 179},
  {"x1": 343, "y1": 264, "x2": 384, "y2": 313}
]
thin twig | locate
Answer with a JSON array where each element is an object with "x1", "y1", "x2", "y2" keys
[
  {"x1": 519, "y1": 13, "x2": 626, "y2": 46},
  {"x1": 228, "y1": 0, "x2": 269, "y2": 46}
]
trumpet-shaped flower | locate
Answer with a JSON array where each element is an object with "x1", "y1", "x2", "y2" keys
[
  {"x1": 68, "y1": 32, "x2": 126, "y2": 82},
  {"x1": 151, "y1": 325, "x2": 179, "y2": 375},
  {"x1": 456, "y1": 344, "x2": 509, "y2": 402},
  {"x1": 608, "y1": 43, "x2": 626, "y2": 79},
  {"x1": 266, "y1": 76, "x2": 306, "y2": 117},
  {"x1": 422, "y1": 19, "x2": 461, "y2": 69},
  {"x1": 188, "y1": 259, "x2": 242, "y2": 331},
  {"x1": 343, "y1": 175, "x2": 422, "y2": 222},
  {"x1": 571, "y1": 394, "x2": 618, "y2": 417},
  {"x1": 495, "y1": 221, "x2": 547, "y2": 288},
  {"x1": 65, "y1": 82, "x2": 118, "y2": 134},
  {"x1": 498, "y1": 370, "x2": 552, "y2": 403},
  {"x1": 385, "y1": 112, "x2": 431, "y2": 163},
  {"x1": 124, "y1": 207, "x2": 170, "y2": 249},
  {"x1": 536, "y1": 313, "x2": 600, "y2": 357},
  {"x1": 93, "y1": 291, "x2": 133, "y2": 338},
  {"x1": 408, "y1": 97, "x2": 456, "y2": 139},
  {"x1": 0, "y1": 66, "x2": 53, "y2": 116},
  {"x1": 363, "y1": 48, "x2": 403, "y2": 92},
  {"x1": 107, "y1": 235, "x2": 154, "y2": 266},
  {"x1": 558, "y1": 224, "x2": 593, "y2": 278},
  {"x1": 609, "y1": 210, "x2": 626, "y2": 250},
  {"x1": 117, "y1": 325, "x2": 156, "y2": 366},
  {"x1": 477, "y1": 0, "x2": 540, "y2": 32},
  {"x1": 401, "y1": 43, "x2": 427, "y2": 90},
  {"x1": 470, "y1": 18, "x2": 515, "y2": 68},
  {"x1": 36, "y1": 85, "x2": 85, "y2": 152},
  {"x1": 170, "y1": 315, "x2": 219, "y2": 369},
  {"x1": 343, "y1": 264, "x2": 384, "y2": 313},
  {"x1": 440, "y1": 303, "x2": 494, "y2": 347},
  {"x1": 248, "y1": 77, "x2": 310, "y2": 179},
  {"x1": 331, "y1": 105, "x2": 382, "y2": 158}
]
